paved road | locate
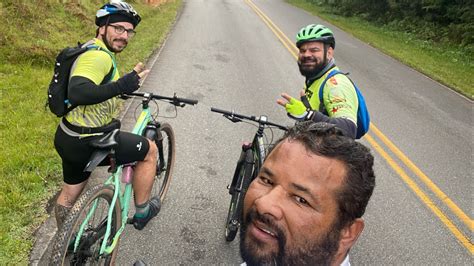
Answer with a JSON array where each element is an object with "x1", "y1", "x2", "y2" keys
[{"x1": 33, "y1": 0, "x2": 473, "y2": 264}]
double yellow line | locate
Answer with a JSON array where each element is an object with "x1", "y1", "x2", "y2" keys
[{"x1": 245, "y1": 0, "x2": 473, "y2": 254}]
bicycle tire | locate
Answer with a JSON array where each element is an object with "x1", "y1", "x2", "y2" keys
[
  {"x1": 50, "y1": 184, "x2": 122, "y2": 266},
  {"x1": 151, "y1": 122, "x2": 176, "y2": 203},
  {"x1": 225, "y1": 149, "x2": 254, "y2": 242}
]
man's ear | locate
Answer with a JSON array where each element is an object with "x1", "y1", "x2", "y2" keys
[
  {"x1": 327, "y1": 46, "x2": 334, "y2": 59},
  {"x1": 98, "y1": 26, "x2": 106, "y2": 36},
  {"x1": 337, "y1": 218, "x2": 364, "y2": 257}
]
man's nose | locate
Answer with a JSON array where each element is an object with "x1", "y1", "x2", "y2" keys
[
  {"x1": 254, "y1": 185, "x2": 285, "y2": 220},
  {"x1": 301, "y1": 49, "x2": 313, "y2": 57}
]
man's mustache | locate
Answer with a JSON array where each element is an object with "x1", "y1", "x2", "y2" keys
[
  {"x1": 247, "y1": 208, "x2": 285, "y2": 243},
  {"x1": 113, "y1": 38, "x2": 128, "y2": 45}
]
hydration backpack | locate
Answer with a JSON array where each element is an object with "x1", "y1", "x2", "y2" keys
[
  {"x1": 318, "y1": 69, "x2": 370, "y2": 139},
  {"x1": 46, "y1": 43, "x2": 116, "y2": 117}
]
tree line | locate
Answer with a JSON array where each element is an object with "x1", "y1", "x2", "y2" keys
[{"x1": 310, "y1": 0, "x2": 473, "y2": 47}]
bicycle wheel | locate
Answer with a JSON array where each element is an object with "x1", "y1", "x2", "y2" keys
[
  {"x1": 225, "y1": 149, "x2": 254, "y2": 242},
  {"x1": 50, "y1": 184, "x2": 122, "y2": 266},
  {"x1": 150, "y1": 122, "x2": 175, "y2": 203}
]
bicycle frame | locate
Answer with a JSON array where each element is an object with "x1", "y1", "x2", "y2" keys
[
  {"x1": 211, "y1": 107, "x2": 287, "y2": 241},
  {"x1": 73, "y1": 100, "x2": 153, "y2": 256},
  {"x1": 73, "y1": 92, "x2": 197, "y2": 257}
]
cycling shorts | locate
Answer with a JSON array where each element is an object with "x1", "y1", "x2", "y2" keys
[{"x1": 54, "y1": 125, "x2": 150, "y2": 185}]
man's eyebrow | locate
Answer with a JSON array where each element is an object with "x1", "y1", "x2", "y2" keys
[{"x1": 260, "y1": 166, "x2": 274, "y2": 177}]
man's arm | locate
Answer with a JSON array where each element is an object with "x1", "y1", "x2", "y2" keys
[
  {"x1": 308, "y1": 112, "x2": 356, "y2": 138},
  {"x1": 68, "y1": 71, "x2": 140, "y2": 105},
  {"x1": 277, "y1": 88, "x2": 357, "y2": 138}
]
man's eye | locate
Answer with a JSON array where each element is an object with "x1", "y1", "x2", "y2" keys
[
  {"x1": 259, "y1": 176, "x2": 272, "y2": 185},
  {"x1": 295, "y1": 195, "x2": 309, "y2": 206}
]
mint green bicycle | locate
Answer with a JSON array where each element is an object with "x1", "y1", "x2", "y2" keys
[{"x1": 50, "y1": 92, "x2": 197, "y2": 265}]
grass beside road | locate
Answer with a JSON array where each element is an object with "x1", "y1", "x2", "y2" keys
[
  {"x1": 0, "y1": 0, "x2": 182, "y2": 263},
  {"x1": 287, "y1": 0, "x2": 474, "y2": 99}
]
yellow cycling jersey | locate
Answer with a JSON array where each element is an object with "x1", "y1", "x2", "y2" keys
[
  {"x1": 65, "y1": 38, "x2": 122, "y2": 128},
  {"x1": 305, "y1": 66, "x2": 358, "y2": 124}
]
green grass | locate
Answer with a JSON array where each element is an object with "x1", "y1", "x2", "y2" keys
[
  {"x1": 287, "y1": 0, "x2": 474, "y2": 99},
  {"x1": 0, "y1": 0, "x2": 182, "y2": 263}
]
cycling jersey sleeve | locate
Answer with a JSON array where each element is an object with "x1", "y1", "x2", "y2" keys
[
  {"x1": 323, "y1": 75, "x2": 358, "y2": 123},
  {"x1": 68, "y1": 76, "x2": 121, "y2": 105},
  {"x1": 71, "y1": 50, "x2": 114, "y2": 84},
  {"x1": 68, "y1": 71, "x2": 140, "y2": 105}
]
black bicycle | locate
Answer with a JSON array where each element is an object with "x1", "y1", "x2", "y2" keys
[{"x1": 211, "y1": 107, "x2": 287, "y2": 241}]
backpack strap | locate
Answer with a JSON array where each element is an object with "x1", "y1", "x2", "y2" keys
[{"x1": 318, "y1": 69, "x2": 342, "y2": 113}]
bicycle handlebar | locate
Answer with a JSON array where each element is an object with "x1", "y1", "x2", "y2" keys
[
  {"x1": 211, "y1": 107, "x2": 287, "y2": 130},
  {"x1": 125, "y1": 92, "x2": 198, "y2": 106}
]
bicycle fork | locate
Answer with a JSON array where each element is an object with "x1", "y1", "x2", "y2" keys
[
  {"x1": 228, "y1": 142, "x2": 253, "y2": 195},
  {"x1": 143, "y1": 122, "x2": 166, "y2": 174}
]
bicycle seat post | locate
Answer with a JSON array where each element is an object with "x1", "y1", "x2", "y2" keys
[{"x1": 122, "y1": 165, "x2": 133, "y2": 184}]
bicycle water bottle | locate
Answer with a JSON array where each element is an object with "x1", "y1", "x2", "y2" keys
[{"x1": 122, "y1": 165, "x2": 133, "y2": 183}]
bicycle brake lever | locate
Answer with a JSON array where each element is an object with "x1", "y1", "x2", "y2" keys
[
  {"x1": 225, "y1": 115, "x2": 242, "y2": 123},
  {"x1": 119, "y1": 93, "x2": 132, "y2": 100}
]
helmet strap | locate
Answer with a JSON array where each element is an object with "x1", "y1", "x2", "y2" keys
[
  {"x1": 323, "y1": 43, "x2": 329, "y2": 66},
  {"x1": 102, "y1": 16, "x2": 115, "y2": 52}
]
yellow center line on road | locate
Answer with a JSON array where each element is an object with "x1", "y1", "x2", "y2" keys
[
  {"x1": 365, "y1": 134, "x2": 474, "y2": 253},
  {"x1": 245, "y1": 0, "x2": 473, "y2": 253},
  {"x1": 370, "y1": 125, "x2": 474, "y2": 232}
]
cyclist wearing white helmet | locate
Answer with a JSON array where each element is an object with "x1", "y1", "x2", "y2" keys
[
  {"x1": 277, "y1": 24, "x2": 359, "y2": 138},
  {"x1": 53, "y1": 1, "x2": 160, "y2": 231}
]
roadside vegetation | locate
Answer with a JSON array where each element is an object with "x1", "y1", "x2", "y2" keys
[
  {"x1": 0, "y1": 0, "x2": 181, "y2": 263},
  {"x1": 287, "y1": 0, "x2": 473, "y2": 99}
]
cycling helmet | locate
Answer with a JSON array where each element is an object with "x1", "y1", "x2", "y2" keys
[
  {"x1": 296, "y1": 24, "x2": 335, "y2": 49},
  {"x1": 96, "y1": 1, "x2": 141, "y2": 28}
]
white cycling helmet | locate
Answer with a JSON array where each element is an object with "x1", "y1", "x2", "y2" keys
[{"x1": 95, "y1": 1, "x2": 141, "y2": 27}]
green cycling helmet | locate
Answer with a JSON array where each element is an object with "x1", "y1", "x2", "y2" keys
[{"x1": 296, "y1": 24, "x2": 335, "y2": 49}]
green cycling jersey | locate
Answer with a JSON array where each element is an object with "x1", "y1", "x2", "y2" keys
[
  {"x1": 305, "y1": 66, "x2": 358, "y2": 124},
  {"x1": 65, "y1": 38, "x2": 121, "y2": 129}
]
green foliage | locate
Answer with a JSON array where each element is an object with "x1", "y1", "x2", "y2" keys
[
  {"x1": 287, "y1": 0, "x2": 473, "y2": 98},
  {"x1": 305, "y1": 0, "x2": 474, "y2": 47},
  {"x1": 0, "y1": 0, "x2": 182, "y2": 263}
]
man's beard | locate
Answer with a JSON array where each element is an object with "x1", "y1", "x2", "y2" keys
[
  {"x1": 240, "y1": 208, "x2": 341, "y2": 266},
  {"x1": 298, "y1": 56, "x2": 326, "y2": 78},
  {"x1": 101, "y1": 33, "x2": 127, "y2": 53}
]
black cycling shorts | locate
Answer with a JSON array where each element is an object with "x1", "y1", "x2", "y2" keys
[{"x1": 54, "y1": 125, "x2": 150, "y2": 185}]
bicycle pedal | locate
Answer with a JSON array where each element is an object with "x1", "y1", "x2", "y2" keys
[{"x1": 127, "y1": 217, "x2": 134, "y2": 224}]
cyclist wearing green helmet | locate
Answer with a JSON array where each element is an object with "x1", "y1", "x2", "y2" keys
[
  {"x1": 53, "y1": 1, "x2": 161, "y2": 231},
  {"x1": 277, "y1": 24, "x2": 358, "y2": 138}
]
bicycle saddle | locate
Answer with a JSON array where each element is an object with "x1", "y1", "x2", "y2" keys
[
  {"x1": 84, "y1": 129, "x2": 120, "y2": 173},
  {"x1": 89, "y1": 129, "x2": 119, "y2": 149}
]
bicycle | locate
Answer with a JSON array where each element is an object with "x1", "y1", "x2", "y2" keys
[
  {"x1": 50, "y1": 92, "x2": 198, "y2": 265},
  {"x1": 210, "y1": 107, "x2": 287, "y2": 242}
]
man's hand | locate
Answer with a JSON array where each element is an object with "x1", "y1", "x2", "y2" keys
[
  {"x1": 116, "y1": 62, "x2": 150, "y2": 94},
  {"x1": 277, "y1": 90, "x2": 313, "y2": 121},
  {"x1": 133, "y1": 62, "x2": 150, "y2": 79}
]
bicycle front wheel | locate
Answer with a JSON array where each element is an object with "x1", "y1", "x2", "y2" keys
[
  {"x1": 50, "y1": 184, "x2": 122, "y2": 266},
  {"x1": 151, "y1": 122, "x2": 176, "y2": 203},
  {"x1": 225, "y1": 149, "x2": 254, "y2": 242}
]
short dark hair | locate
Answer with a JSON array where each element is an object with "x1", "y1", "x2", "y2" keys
[{"x1": 270, "y1": 121, "x2": 375, "y2": 229}]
